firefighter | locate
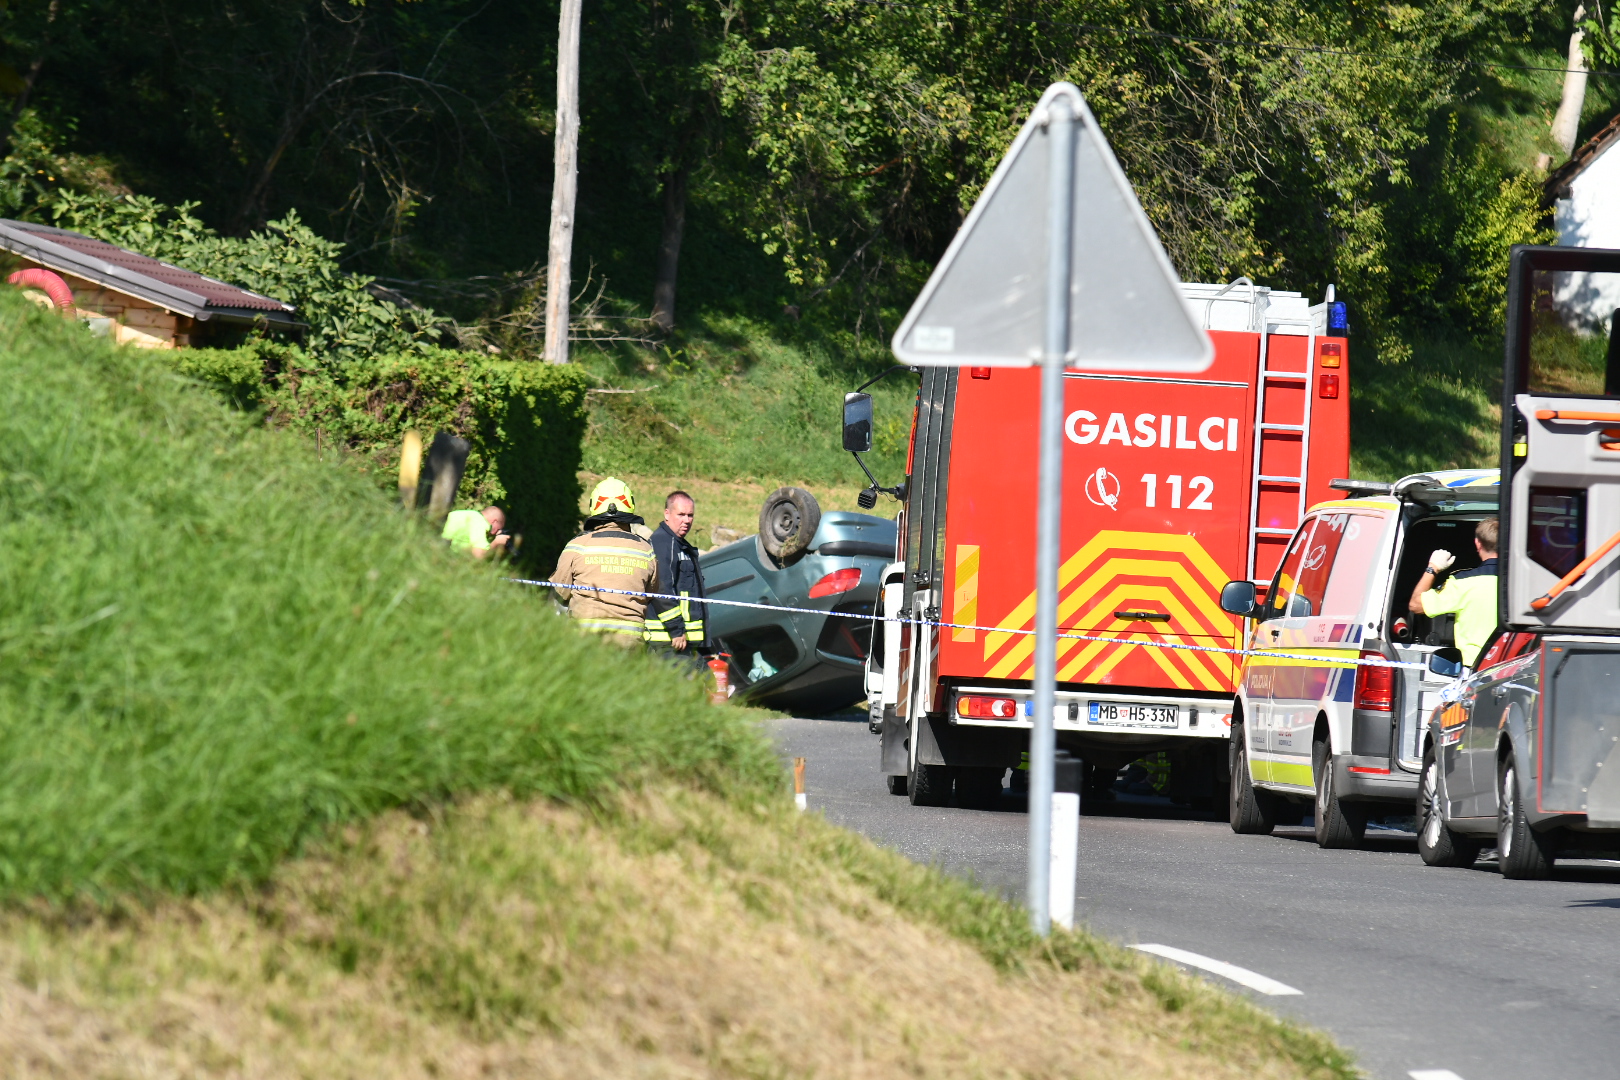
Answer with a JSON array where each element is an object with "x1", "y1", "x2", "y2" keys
[
  {"x1": 550, "y1": 477, "x2": 660, "y2": 647},
  {"x1": 645, "y1": 489, "x2": 710, "y2": 665}
]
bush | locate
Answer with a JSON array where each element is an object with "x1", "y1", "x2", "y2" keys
[
  {"x1": 173, "y1": 342, "x2": 590, "y2": 570},
  {"x1": 0, "y1": 290, "x2": 772, "y2": 899},
  {"x1": 50, "y1": 191, "x2": 446, "y2": 362}
]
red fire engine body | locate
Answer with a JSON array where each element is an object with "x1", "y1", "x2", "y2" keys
[{"x1": 874, "y1": 280, "x2": 1351, "y2": 805}]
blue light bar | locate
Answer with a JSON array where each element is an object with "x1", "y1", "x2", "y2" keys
[{"x1": 1327, "y1": 301, "x2": 1350, "y2": 335}]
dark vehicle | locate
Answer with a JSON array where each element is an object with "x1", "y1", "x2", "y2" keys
[
  {"x1": 1416, "y1": 242, "x2": 1620, "y2": 879},
  {"x1": 701, "y1": 486, "x2": 897, "y2": 714}
]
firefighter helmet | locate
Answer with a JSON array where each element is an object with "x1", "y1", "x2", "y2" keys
[{"x1": 589, "y1": 477, "x2": 636, "y2": 515}]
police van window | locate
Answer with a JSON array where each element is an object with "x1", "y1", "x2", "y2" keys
[
  {"x1": 1287, "y1": 512, "x2": 1383, "y2": 619},
  {"x1": 1318, "y1": 513, "x2": 1387, "y2": 618},
  {"x1": 1264, "y1": 520, "x2": 1317, "y2": 620},
  {"x1": 1525, "y1": 269, "x2": 1620, "y2": 397}
]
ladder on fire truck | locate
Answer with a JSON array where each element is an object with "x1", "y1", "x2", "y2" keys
[
  {"x1": 1247, "y1": 311, "x2": 1317, "y2": 583},
  {"x1": 1186, "y1": 277, "x2": 1323, "y2": 584}
]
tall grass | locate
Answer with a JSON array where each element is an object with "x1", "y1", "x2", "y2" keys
[
  {"x1": 579, "y1": 314, "x2": 915, "y2": 486},
  {"x1": 0, "y1": 293, "x2": 777, "y2": 900}
]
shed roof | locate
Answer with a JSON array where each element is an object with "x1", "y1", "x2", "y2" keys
[
  {"x1": 1545, "y1": 111, "x2": 1620, "y2": 207},
  {"x1": 0, "y1": 219, "x2": 299, "y2": 327}
]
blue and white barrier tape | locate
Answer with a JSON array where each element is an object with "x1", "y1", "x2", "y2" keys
[{"x1": 509, "y1": 577, "x2": 1430, "y2": 671}]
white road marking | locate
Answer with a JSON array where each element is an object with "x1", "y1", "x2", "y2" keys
[
  {"x1": 1129, "y1": 943, "x2": 1303, "y2": 996},
  {"x1": 1408, "y1": 1071, "x2": 1466, "y2": 1080}
]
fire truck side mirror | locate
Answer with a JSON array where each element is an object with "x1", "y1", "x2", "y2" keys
[
  {"x1": 843, "y1": 392, "x2": 874, "y2": 453},
  {"x1": 1219, "y1": 580, "x2": 1260, "y2": 618}
]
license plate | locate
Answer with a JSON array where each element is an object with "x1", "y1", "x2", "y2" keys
[{"x1": 1088, "y1": 701, "x2": 1180, "y2": 728}]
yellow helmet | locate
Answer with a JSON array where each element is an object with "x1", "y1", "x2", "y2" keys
[{"x1": 589, "y1": 476, "x2": 636, "y2": 515}]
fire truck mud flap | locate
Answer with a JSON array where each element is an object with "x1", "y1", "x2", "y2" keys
[
  {"x1": 913, "y1": 714, "x2": 1023, "y2": 769},
  {"x1": 880, "y1": 707, "x2": 909, "y2": 776}
]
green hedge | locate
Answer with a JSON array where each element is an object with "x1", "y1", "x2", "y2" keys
[{"x1": 171, "y1": 343, "x2": 590, "y2": 569}]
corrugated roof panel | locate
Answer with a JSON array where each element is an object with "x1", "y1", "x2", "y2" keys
[{"x1": 19, "y1": 226, "x2": 293, "y2": 312}]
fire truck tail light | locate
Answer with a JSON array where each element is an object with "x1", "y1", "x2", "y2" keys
[
  {"x1": 1354, "y1": 653, "x2": 1394, "y2": 711},
  {"x1": 1319, "y1": 374, "x2": 1340, "y2": 399},
  {"x1": 1319, "y1": 342, "x2": 1343, "y2": 368},
  {"x1": 808, "y1": 567, "x2": 862, "y2": 598},
  {"x1": 970, "y1": 367, "x2": 991, "y2": 380},
  {"x1": 957, "y1": 695, "x2": 1020, "y2": 720}
]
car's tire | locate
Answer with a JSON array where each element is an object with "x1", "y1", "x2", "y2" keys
[
  {"x1": 908, "y1": 760, "x2": 952, "y2": 807},
  {"x1": 758, "y1": 486, "x2": 822, "y2": 564},
  {"x1": 1229, "y1": 723, "x2": 1277, "y2": 834},
  {"x1": 886, "y1": 773, "x2": 908, "y2": 796},
  {"x1": 1417, "y1": 744, "x2": 1481, "y2": 867},
  {"x1": 1313, "y1": 736, "x2": 1367, "y2": 849},
  {"x1": 956, "y1": 767, "x2": 1004, "y2": 809},
  {"x1": 1498, "y1": 752, "x2": 1555, "y2": 879}
]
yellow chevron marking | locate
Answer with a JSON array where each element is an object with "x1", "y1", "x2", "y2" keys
[
  {"x1": 952, "y1": 544, "x2": 980, "y2": 643},
  {"x1": 1056, "y1": 584, "x2": 1230, "y2": 682},
  {"x1": 982, "y1": 531, "x2": 1232, "y2": 659}
]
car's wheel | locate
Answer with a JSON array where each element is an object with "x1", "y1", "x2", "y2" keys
[
  {"x1": 758, "y1": 486, "x2": 822, "y2": 565},
  {"x1": 1229, "y1": 723, "x2": 1277, "y2": 834},
  {"x1": 1313, "y1": 736, "x2": 1367, "y2": 849},
  {"x1": 956, "y1": 767, "x2": 1004, "y2": 809},
  {"x1": 908, "y1": 760, "x2": 952, "y2": 806},
  {"x1": 1417, "y1": 744, "x2": 1481, "y2": 867},
  {"x1": 1498, "y1": 752, "x2": 1555, "y2": 879},
  {"x1": 886, "y1": 773, "x2": 908, "y2": 796}
]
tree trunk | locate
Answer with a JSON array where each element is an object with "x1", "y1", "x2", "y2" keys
[
  {"x1": 650, "y1": 164, "x2": 689, "y2": 333},
  {"x1": 544, "y1": 0, "x2": 583, "y2": 364},
  {"x1": 1551, "y1": 4, "x2": 1589, "y2": 157}
]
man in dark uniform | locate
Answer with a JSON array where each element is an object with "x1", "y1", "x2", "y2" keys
[{"x1": 646, "y1": 490, "x2": 711, "y2": 669}]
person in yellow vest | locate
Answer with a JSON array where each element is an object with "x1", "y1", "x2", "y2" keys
[
  {"x1": 1409, "y1": 516, "x2": 1499, "y2": 668},
  {"x1": 550, "y1": 478, "x2": 660, "y2": 647},
  {"x1": 442, "y1": 506, "x2": 509, "y2": 559}
]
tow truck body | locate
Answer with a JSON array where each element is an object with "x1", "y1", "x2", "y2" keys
[{"x1": 869, "y1": 278, "x2": 1352, "y2": 805}]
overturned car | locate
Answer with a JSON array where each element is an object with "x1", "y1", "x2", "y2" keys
[{"x1": 700, "y1": 486, "x2": 896, "y2": 715}]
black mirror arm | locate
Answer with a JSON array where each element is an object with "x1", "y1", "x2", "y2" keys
[
  {"x1": 849, "y1": 450, "x2": 905, "y2": 506},
  {"x1": 854, "y1": 364, "x2": 916, "y2": 394}
]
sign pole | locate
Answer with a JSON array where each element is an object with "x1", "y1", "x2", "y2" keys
[{"x1": 1027, "y1": 92, "x2": 1076, "y2": 936}]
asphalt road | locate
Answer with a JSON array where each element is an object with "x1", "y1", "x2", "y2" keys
[{"x1": 770, "y1": 714, "x2": 1620, "y2": 1080}]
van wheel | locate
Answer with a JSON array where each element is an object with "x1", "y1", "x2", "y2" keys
[
  {"x1": 758, "y1": 487, "x2": 822, "y2": 565},
  {"x1": 1313, "y1": 737, "x2": 1367, "y2": 849},
  {"x1": 886, "y1": 773, "x2": 908, "y2": 796},
  {"x1": 1417, "y1": 745, "x2": 1481, "y2": 867},
  {"x1": 909, "y1": 761, "x2": 952, "y2": 807},
  {"x1": 1229, "y1": 724, "x2": 1277, "y2": 834},
  {"x1": 1498, "y1": 753, "x2": 1555, "y2": 879}
]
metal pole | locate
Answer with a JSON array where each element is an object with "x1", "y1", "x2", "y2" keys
[{"x1": 1027, "y1": 91, "x2": 1075, "y2": 936}]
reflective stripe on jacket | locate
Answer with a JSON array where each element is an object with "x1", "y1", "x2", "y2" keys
[
  {"x1": 550, "y1": 525, "x2": 661, "y2": 637},
  {"x1": 646, "y1": 522, "x2": 708, "y2": 644}
]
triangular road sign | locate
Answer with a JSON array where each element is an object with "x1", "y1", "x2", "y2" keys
[{"x1": 892, "y1": 83, "x2": 1213, "y2": 372}]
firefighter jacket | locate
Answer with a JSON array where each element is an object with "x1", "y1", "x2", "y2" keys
[
  {"x1": 550, "y1": 522, "x2": 661, "y2": 638},
  {"x1": 645, "y1": 522, "x2": 709, "y2": 646}
]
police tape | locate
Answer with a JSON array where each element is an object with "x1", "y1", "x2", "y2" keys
[{"x1": 508, "y1": 577, "x2": 1431, "y2": 671}]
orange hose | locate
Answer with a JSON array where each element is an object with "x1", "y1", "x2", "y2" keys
[{"x1": 1530, "y1": 526, "x2": 1620, "y2": 610}]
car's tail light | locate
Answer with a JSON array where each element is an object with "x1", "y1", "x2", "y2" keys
[
  {"x1": 808, "y1": 567, "x2": 862, "y2": 598},
  {"x1": 957, "y1": 695, "x2": 1019, "y2": 720},
  {"x1": 1354, "y1": 652, "x2": 1394, "y2": 711}
]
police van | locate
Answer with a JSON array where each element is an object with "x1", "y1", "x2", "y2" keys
[{"x1": 1218, "y1": 469, "x2": 1500, "y2": 846}]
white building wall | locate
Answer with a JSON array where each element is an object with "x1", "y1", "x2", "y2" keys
[{"x1": 1554, "y1": 142, "x2": 1620, "y2": 331}]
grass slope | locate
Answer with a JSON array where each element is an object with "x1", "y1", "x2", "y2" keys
[
  {"x1": 0, "y1": 292, "x2": 773, "y2": 899},
  {"x1": 0, "y1": 789, "x2": 1357, "y2": 1080}
]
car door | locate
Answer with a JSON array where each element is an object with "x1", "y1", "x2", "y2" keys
[
  {"x1": 1248, "y1": 520, "x2": 1318, "y2": 787},
  {"x1": 1464, "y1": 635, "x2": 1538, "y2": 817}
]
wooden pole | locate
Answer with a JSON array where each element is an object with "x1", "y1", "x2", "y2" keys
[{"x1": 544, "y1": 0, "x2": 583, "y2": 364}]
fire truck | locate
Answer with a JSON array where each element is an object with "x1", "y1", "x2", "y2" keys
[{"x1": 858, "y1": 278, "x2": 1352, "y2": 807}]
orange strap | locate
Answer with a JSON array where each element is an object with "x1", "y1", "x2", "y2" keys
[
  {"x1": 1535, "y1": 409, "x2": 1620, "y2": 422},
  {"x1": 1530, "y1": 526, "x2": 1620, "y2": 611}
]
